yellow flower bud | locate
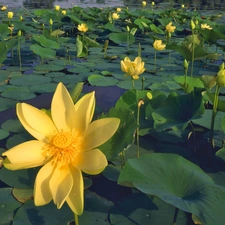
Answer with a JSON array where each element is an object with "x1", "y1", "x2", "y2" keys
[
  {"x1": 142, "y1": 1, "x2": 147, "y2": 7},
  {"x1": 20, "y1": 15, "x2": 23, "y2": 21},
  {"x1": 61, "y1": 10, "x2": 66, "y2": 15},
  {"x1": 49, "y1": 18, "x2": 53, "y2": 26},
  {"x1": 152, "y1": 2, "x2": 155, "y2": 6},
  {"x1": 190, "y1": 20, "x2": 196, "y2": 30},
  {"x1": 216, "y1": 69, "x2": 225, "y2": 87},
  {"x1": 54, "y1": 5, "x2": 60, "y2": 11},
  {"x1": 1, "y1": 5, "x2": 7, "y2": 11},
  {"x1": 181, "y1": 4, "x2": 185, "y2": 8},
  {"x1": 116, "y1": 8, "x2": 122, "y2": 12},
  {"x1": 18, "y1": 30, "x2": 22, "y2": 36},
  {"x1": 7, "y1": 12, "x2": 14, "y2": 19}
]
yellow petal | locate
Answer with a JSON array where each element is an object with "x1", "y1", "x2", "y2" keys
[
  {"x1": 51, "y1": 82, "x2": 76, "y2": 131},
  {"x1": 49, "y1": 165, "x2": 73, "y2": 209},
  {"x1": 34, "y1": 161, "x2": 54, "y2": 206},
  {"x1": 74, "y1": 149, "x2": 108, "y2": 175},
  {"x1": 121, "y1": 60, "x2": 127, "y2": 73},
  {"x1": 66, "y1": 166, "x2": 84, "y2": 215},
  {"x1": 17, "y1": 103, "x2": 56, "y2": 142},
  {"x1": 83, "y1": 118, "x2": 120, "y2": 150},
  {"x1": 74, "y1": 92, "x2": 95, "y2": 133},
  {"x1": 2, "y1": 140, "x2": 46, "y2": 170}
]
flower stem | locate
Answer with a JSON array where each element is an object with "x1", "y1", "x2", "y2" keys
[
  {"x1": 137, "y1": 99, "x2": 144, "y2": 158},
  {"x1": 190, "y1": 32, "x2": 195, "y2": 77},
  {"x1": 132, "y1": 78, "x2": 135, "y2": 89},
  {"x1": 74, "y1": 214, "x2": 79, "y2": 225},
  {"x1": 17, "y1": 37, "x2": 22, "y2": 71},
  {"x1": 154, "y1": 50, "x2": 157, "y2": 72},
  {"x1": 210, "y1": 84, "x2": 220, "y2": 148}
]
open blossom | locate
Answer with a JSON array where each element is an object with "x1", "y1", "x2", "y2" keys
[
  {"x1": 112, "y1": 12, "x2": 119, "y2": 20},
  {"x1": 2, "y1": 82, "x2": 120, "y2": 215},
  {"x1": 7, "y1": 12, "x2": 13, "y2": 19},
  {"x1": 153, "y1": 40, "x2": 166, "y2": 51},
  {"x1": 1, "y1": 5, "x2": 7, "y2": 11},
  {"x1": 166, "y1": 22, "x2": 176, "y2": 33},
  {"x1": 55, "y1": 5, "x2": 60, "y2": 11},
  {"x1": 78, "y1": 23, "x2": 88, "y2": 32},
  {"x1": 201, "y1": 23, "x2": 212, "y2": 30},
  {"x1": 121, "y1": 56, "x2": 145, "y2": 80}
]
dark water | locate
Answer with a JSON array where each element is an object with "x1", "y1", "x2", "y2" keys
[{"x1": 2, "y1": 0, "x2": 225, "y2": 9}]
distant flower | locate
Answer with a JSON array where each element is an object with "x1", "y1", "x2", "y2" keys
[
  {"x1": 112, "y1": 12, "x2": 119, "y2": 20},
  {"x1": 55, "y1": 5, "x2": 60, "y2": 11},
  {"x1": 152, "y1": 2, "x2": 155, "y2": 6},
  {"x1": 181, "y1": 4, "x2": 185, "y2": 8},
  {"x1": 142, "y1": 1, "x2": 147, "y2": 7},
  {"x1": 116, "y1": 7, "x2": 122, "y2": 12},
  {"x1": 201, "y1": 23, "x2": 212, "y2": 30},
  {"x1": 121, "y1": 56, "x2": 145, "y2": 80},
  {"x1": 2, "y1": 82, "x2": 120, "y2": 216},
  {"x1": 77, "y1": 23, "x2": 88, "y2": 33},
  {"x1": 49, "y1": 18, "x2": 53, "y2": 26},
  {"x1": 61, "y1": 10, "x2": 66, "y2": 15},
  {"x1": 1, "y1": 5, "x2": 7, "y2": 11},
  {"x1": 153, "y1": 40, "x2": 166, "y2": 51},
  {"x1": 165, "y1": 22, "x2": 176, "y2": 33},
  {"x1": 7, "y1": 11, "x2": 13, "y2": 19}
]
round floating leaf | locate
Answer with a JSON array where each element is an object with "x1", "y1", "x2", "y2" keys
[
  {"x1": 1, "y1": 119, "x2": 24, "y2": 133},
  {"x1": 0, "y1": 188, "x2": 22, "y2": 225},
  {"x1": 34, "y1": 64, "x2": 64, "y2": 72},
  {"x1": 1, "y1": 86, "x2": 36, "y2": 101},
  {"x1": 88, "y1": 74, "x2": 118, "y2": 86},
  {"x1": 30, "y1": 83, "x2": 57, "y2": 94},
  {"x1": 53, "y1": 74, "x2": 84, "y2": 84},
  {"x1": 45, "y1": 72, "x2": 66, "y2": 78},
  {"x1": 118, "y1": 153, "x2": 225, "y2": 225},
  {"x1": 0, "y1": 97, "x2": 17, "y2": 112},
  {"x1": 102, "y1": 164, "x2": 121, "y2": 182},
  {"x1": 152, "y1": 90, "x2": 205, "y2": 131},
  {"x1": 10, "y1": 75, "x2": 52, "y2": 86},
  {"x1": 0, "y1": 128, "x2": 10, "y2": 140},
  {"x1": 12, "y1": 188, "x2": 34, "y2": 203},
  {"x1": 12, "y1": 199, "x2": 73, "y2": 225},
  {"x1": 110, "y1": 193, "x2": 187, "y2": 225}
]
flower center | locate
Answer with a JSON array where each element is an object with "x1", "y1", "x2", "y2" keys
[{"x1": 43, "y1": 130, "x2": 83, "y2": 167}]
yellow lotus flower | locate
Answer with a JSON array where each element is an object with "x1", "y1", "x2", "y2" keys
[
  {"x1": 165, "y1": 22, "x2": 176, "y2": 33},
  {"x1": 142, "y1": 1, "x2": 147, "y2": 7},
  {"x1": 121, "y1": 56, "x2": 145, "y2": 80},
  {"x1": 2, "y1": 82, "x2": 120, "y2": 215},
  {"x1": 61, "y1": 10, "x2": 66, "y2": 15},
  {"x1": 112, "y1": 12, "x2": 119, "y2": 20},
  {"x1": 7, "y1": 11, "x2": 13, "y2": 19},
  {"x1": 153, "y1": 40, "x2": 166, "y2": 51},
  {"x1": 201, "y1": 23, "x2": 212, "y2": 30},
  {"x1": 181, "y1": 4, "x2": 185, "y2": 8},
  {"x1": 1, "y1": 5, "x2": 7, "y2": 11},
  {"x1": 55, "y1": 5, "x2": 60, "y2": 11},
  {"x1": 151, "y1": 1, "x2": 155, "y2": 6},
  {"x1": 116, "y1": 8, "x2": 122, "y2": 12},
  {"x1": 77, "y1": 23, "x2": 88, "y2": 33}
]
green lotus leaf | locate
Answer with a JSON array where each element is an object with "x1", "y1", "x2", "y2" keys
[
  {"x1": 88, "y1": 74, "x2": 118, "y2": 86},
  {"x1": 0, "y1": 128, "x2": 10, "y2": 140},
  {"x1": 109, "y1": 32, "x2": 135, "y2": 45},
  {"x1": 118, "y1": 153, "x2": 225, "y2": 225},
  {"x1": 152, "y1": 89, "x2": 205, "y2": 131},
  {"x1": 30, "y1": 44, "x2": 56, "y2": 59},
  {"x1": 32, "y1": 34, "x2": 60, "y2": 49}
]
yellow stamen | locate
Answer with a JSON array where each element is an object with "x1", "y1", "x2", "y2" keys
[{"x1": 43, "y1": 130, "x2": 83, "y2": 167}]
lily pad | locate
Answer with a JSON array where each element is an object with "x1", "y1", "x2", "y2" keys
[
  {"x1": 118, "y1": 153, "x2": 225, "y2": 225},
  {"x1": 88, "y1": 74, "x2": 118, "y2": 86},
  {"x1": 10, "y1": 75, "x2": 52, "y2": 86},
  {"x1": 0, "y1": 129, "x2": 10, "y2": 140}
]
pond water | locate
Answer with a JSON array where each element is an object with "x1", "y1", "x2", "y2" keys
[{"x1": 2, "y1": 0, "x2": 225, "y2": 9}]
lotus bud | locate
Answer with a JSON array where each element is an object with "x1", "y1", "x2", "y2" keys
[
  {"x1": 49, "y1": 18, "x2": 53, "y2": 26},
  {"x1": 183, "y1": 59, "x2": 189, "y2": 69},
  {"x1": 181, "y1": 4, "x2": 185, "y2": 8},
  {"x1": 152, "y1": 2, "x2": 155, "y2": 6},
  {"x1": 61, "y1": 10, "x2": 66, "y2": 15},
  {"x1": 142, "y1": 1, "x2": 146, "y2": 7},
  {"x1": 190, "y1": 20, "x2": 196, "y2": 30},
  {"x1": 20, "y1": 15, "x2": 23, "y2": 21},
  {"x1": 7, "y1": 12, "x2": 14, "y2": 19},
  {"x1": 216, "y1": 69, "x2": 225, "y2": 87},
  {"x1": 55, "y1": 5, "x2": 60, "y2": 11},
  {"x1": 138, "y1": 99, "x2": 144, "y2": 108},
  {"x1": 219, "y1": 62, "x2": 224, "y2": 71},
  {"x1": 18, "y1": 30, "x2": 22, "y2": 37}
]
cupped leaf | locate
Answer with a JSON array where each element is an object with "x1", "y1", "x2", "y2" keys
[
  {"x1": 118, "y1": 153, "x2": 225, "y2": 225},
  {"x1": 109, "y1": 33, "x2": 135, "y2": 45},
  {"x1": 30, "y1": 44, "x2": 56, "y2": 59},
  {"x1": 152, "y1": 89, "x2": 205, "y2": 131},
  {"x1": 32, "y1": 34, "x2": 60, "y2": 49}
]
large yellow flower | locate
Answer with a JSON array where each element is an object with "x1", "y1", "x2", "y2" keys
[
  {"x1": 165, "y1": 22, "x2": 176, "y2": 33},
  {"x1": 121, "y1": 56, "x2": 145, "y2": 80},
  {"x1": 77, "y1": 24, "x2": 88, "y2": 33},
  {"x1": 2, "y1": 82, "x2": 120, "y2": 215},
  {"x1": 153, "y1": 40, "x2": 166, "y2": 51}
]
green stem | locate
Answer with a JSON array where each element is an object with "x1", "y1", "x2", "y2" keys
[
  {"x1": 132, "y1": 78, "x2": 135, "y2": 89},
  {"x1": 189, "y1": 121, "x2": 196, "y2": 151},
  {"x1": 210, "y1": 84, "x2": 220, "y2": 148},
  {"x1": 154, "y1": 50, "x2": 157, "y2": 72},
  {"x1": 75, "y1": 214, "x2": 79, "y2": 225},
  {"x1": 190, "y1": 31, "x2": 195, "y2": 77},
  {"x1": 172, "y1": 208, "x2": 179, "y2": 225},
  {"x1": 17, "y1": 37, "x2": 22, "y2": 71},
  {"x1": 136, "y1": 107, "x2": 140, "y2": 158}
]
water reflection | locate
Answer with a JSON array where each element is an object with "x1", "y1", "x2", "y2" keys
[{"x1": 3, "y1": 0, "x2": 225, "y2": 9}]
